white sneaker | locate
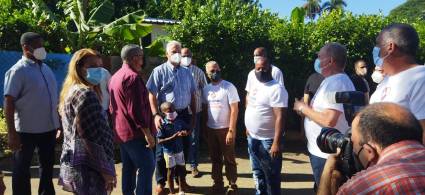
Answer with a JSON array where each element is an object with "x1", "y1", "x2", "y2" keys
[{"x1": 178, "y1": 191, "x2": 185, "y2": 195}]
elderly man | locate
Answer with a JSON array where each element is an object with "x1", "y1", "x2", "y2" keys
[
  {"x1": 181, "y1": 48, "x2": 207, "y2": 177},
  {"x1": 349, "y1": 60, "x2": 370, "y2": 103},
  {"x1": 293, "y1": 42, "x2": 355, "y2": 190},
  {"x1": 4, "y1": 32, "x2": 60, "y2": 195},
  {"x1": 318, "y1": 103, "x2": 425, "y2": 195},
  {"x1": 245, "y1": 58, "x2": 288, "y2": 195},
  {"x1": 109, "y1": 44, "x2": 155, "y2": 195},
  {"x1": 202, "y1": 61, "x2": 240, "y2": 194},
  {"x1": 147, "y1": 40, "x2": 196, "y2": 194},
  {"x1": 369, "y1": 23, "x2": 425, "y2": 143}
]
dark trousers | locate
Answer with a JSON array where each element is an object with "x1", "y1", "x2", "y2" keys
[
  {"x1": 13, "y1": 130, "x2": 56, "y2": 195},
  {"x1": 207, "y1": 128, "x2": 237, "y2": 186},
  {"x1": 155, "y1": 108, "x2": 191, "y2": 185}
]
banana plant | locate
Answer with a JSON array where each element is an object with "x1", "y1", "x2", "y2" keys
[{"x1": 32, "y1": 0, "x2": 155, "y2": 54}]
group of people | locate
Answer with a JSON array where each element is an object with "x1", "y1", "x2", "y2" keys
[{"x1": 3, "y1": 22, "x2": 425, "y2": 195}]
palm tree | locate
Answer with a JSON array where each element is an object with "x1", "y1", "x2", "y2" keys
[
  {"x1": 321, "y1": 0, "x2": 347, "y2": 12},
  {"x1": 303, "y1": 0, "x2": 322, "y2": 20}
]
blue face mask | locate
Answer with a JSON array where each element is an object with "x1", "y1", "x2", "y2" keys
[
  {"x1": 314, "y1": 58, "x2": 322, "y2": 74},
  {"x1": 372, "y1": 46, "x2": 389, "y2": 68},
  {"x1": 86, "y1": 67, "x2": 103, "y2": 85}
]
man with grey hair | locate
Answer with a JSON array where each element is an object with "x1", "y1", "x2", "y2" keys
[
  {"x1": 147, "y1": 40, "x2": 196, "y2": 194},
  {"x1": 294, "y1": 42, "x2": 355, "y2": 191},
  {"x1": 109, "y1": 44, "x2": 155, "y2": 195},
  {"x1": 370, "y1": 23, "x2": 425, "y2": 144}
]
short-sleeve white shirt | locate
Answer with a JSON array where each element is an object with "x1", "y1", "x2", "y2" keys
[
  {"x1": 304, "y1": 73, "x2": 355, "y2": 159},
  {"x1": 245, "y1": 79, "x2": 288, "y2": 140},
  {"x1": 202, "y1": 80, "x2": 240, "y2": 129},
  {"x1": 370, "y1": 65, "x2": 425, "y2": 120},
  {"x1": 245, "y1": 65, "x2": 285, "y2": 93}
]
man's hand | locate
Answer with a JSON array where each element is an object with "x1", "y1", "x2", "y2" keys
[
  {"x1": 154, "y1": 115, "x2": 163, "y2": 130},
  {"x1": 56, "y1": 129, "x2": 62, "y2": 140},
  {"x1": 317, "y1": 148, "x2": 344, "y2": 195},
  {"x1": 179, "y1": 130, "x2": 189, "y2": 136},
  {"x1": 269, "y1": 142, "x2": 280, "y2": 158},
  {"x1": 145, "y1": 134, "x2": 156, "y2": 149},
  {"x1": 293, "y1": 98, "x2": 307, "y2": 116},
  {"x1": 225, "y1": 131, "x2": 235, "y2": 145},
  {"x1": 102, "y1": 173, "x2": 116, "y2": 192},
  {"x1": 8, "y1": 131, "x2": 21, "y2": 151}
]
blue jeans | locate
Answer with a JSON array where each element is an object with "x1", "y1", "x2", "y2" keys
[
  {"x1": 188, "y1": 112, "x2": 201, "y2": 168},
  {"x1": 247, "y1": 136, "x2": 282, "y2": 195},
  {"x1": 309, "y1": 154, "x2": 326, "y2": 189},
  {"x1": 120, "y1": 138, "x2": 155, "y2": 195}
]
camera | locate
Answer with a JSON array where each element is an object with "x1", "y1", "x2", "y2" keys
[{"x1": 317, "y1": 91, "x2": 366, "y2": 178}]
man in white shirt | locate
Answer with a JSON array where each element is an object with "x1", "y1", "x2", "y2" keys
[
  {"x1": 202, "y1": 61, "x2": 240, "y2": 194},
  {"x1": 369, "y1": 23, "x2": 425, "y2": 144},
  {"x1": 245, "y1": 58, "x2": 288, "y2": 195},
  {"x1": 293, "y1": 42, "x2": 355, "y2": 190}
]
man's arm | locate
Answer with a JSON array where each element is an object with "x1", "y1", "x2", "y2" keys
[
  {"x1": 303, "y1": 93, "x2": 310, "y2": 104},
  {"x1": 270, "y1": 107, "x2": 285, "y2": 158},
  {"x1": 226, "y1": 102, "x2": 239, "y2": 145},
  {"x1": 4, "y1": 96, "x2": 21, "y2": 151},
  {"x1": 294, "y1": 98, "x2": 342, "y2": 128},
  {"x1": 158, "y1": 133, "x2": 179, "y2": 144},
  {"x1": 364, "y1": 92, "x2": 369, "y2": 105},
  {"x1": 317, "y1": 150, "x2": 344, "y2": 195},
  {"x1": 149, "y1": 92, "x2": 162, "y2": 131}
]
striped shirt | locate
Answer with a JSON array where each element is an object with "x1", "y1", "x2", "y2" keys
[
  {"x1": 337, "y1": 140, "x2": 425, "y2": 195},
  {"x1": 147, "y1": 61, "x2": 195, "y2": 110},
  {"x1": 185, "y1": 64, "x2": 207, "y2": 113}
]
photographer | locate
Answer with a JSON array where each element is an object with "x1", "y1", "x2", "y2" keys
[
  {"x1": 294, "y1": 42, "x2": 355, "y2": 189},
  {"x1": 318, "y1": 103, "x2": 425, "y2": 195}
]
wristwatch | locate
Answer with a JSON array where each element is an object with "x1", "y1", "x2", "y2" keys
[{"x1": 153, "y1": 113, "x2": 161, "y2": 117}]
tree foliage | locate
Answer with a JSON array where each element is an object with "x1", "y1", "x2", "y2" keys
[{"x1": 389, "y1": 0, "x2": 425, "y2": 21}]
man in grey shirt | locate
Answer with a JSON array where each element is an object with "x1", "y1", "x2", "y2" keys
[{"x1": 3, "y1": 32, "x2": 60, "y2": 195}]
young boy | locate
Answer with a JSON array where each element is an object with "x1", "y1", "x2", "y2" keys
[{"x1": 157, "y1": 102, "x2": 189, "y2": 195}]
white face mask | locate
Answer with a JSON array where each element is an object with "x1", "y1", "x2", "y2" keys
[
  {"x1": 371, "y1": 71, "x2": 384, "y2": 84},
  {"x1": 181, "y1": 57, "x2": 192, "y2": 67},
  {"x1": 170, "y1": 53, "x2": 182, "y2": 64},
  {"x1": 33, "y1": 47, "x2": 47, "y2": 60},
  {"x1": 165, "y1": 111, "x2": 178, "y2": 121},
  {"x1": 253, "y1": 56, "x2": 261, "y2": 64}
]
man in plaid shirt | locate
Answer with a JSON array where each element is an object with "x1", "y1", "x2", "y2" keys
[{"x1": 318, "y1": 103, "x2": 425, "y2": 195}]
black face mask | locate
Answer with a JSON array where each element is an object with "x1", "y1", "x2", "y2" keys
[
  {"x1": 255, "y1": 69, "x2": 273, "y2": 83},
  {"x1": 209, "y1": 71, "x2": 221, "y2": 82}
]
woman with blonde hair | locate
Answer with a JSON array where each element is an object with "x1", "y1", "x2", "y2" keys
[{"x1": 58, "y1": 48, "x2": 116, "y2": 194}]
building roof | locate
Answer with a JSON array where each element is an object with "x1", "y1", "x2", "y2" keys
[{"x1": 143, "y1": 17, "x2": 180, "y2": 25}]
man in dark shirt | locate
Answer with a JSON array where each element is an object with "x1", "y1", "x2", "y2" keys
[
  {"x1": 303, "y1": 72, "x2": 325, "y2": 105},
  {"x1": 350, "y1": 60, "x2": 370, "y2": 103},
  {"x1": 109, "y1": 44, "x2": 155, "y2": 195}
]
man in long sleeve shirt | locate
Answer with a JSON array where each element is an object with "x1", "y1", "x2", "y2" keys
[{"x1": 109, "y1": 44, "x2": 155, "y2": 195}]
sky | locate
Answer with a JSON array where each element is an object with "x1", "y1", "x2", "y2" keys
[{"x1": 259, "y1": 0, "x2": 406, "y2": 18}]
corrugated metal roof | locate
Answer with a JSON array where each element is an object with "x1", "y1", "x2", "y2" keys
[{"x1": 143, "y1": 17, "x2": 180, "y2": 24}]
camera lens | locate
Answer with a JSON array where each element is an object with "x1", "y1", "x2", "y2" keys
[{"x1": 317, "y1": 128, "x2": 348, "y2": 153}]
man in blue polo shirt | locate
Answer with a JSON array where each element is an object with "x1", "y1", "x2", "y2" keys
[{"x1": 4, "y1": 32, "x2": 60, "y2": 195}]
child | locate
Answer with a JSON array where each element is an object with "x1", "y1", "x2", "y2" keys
[{"x1": 157, "y1": 102, "x2": 189, "y2": 195}]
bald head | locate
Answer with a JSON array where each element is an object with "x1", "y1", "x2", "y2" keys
[
  {"x1": 320, "y1": 42, "x2": 347, "y2": 69},
  {"x1": 181, "y1": 48, "x2": 192, "y2": 57},
  {"x1": 254, "y1": 47, "x2": 267, "y2": 58},
  {"x1": 354, "y1": 103, "x2": 422, "y2": 148}
]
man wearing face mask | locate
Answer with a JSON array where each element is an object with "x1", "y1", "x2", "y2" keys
[
  {"x1": 293, "y1": 42, "x2": 355, "y2": 191},
  {"x1": 369, "y1": 24, "x2": 425, "y2": 144},
  {"x1": 202, "y1": 61, "x2": 240, "y2": 194},
  {"x1": 109, "y1": 44, "x2": 155, "y2": 195},
  {"x1": 147, "y1": 40, "x2": 196, "y2": 194},
  {"x1": 245, "y1": 58, "x2": 288, "y2": 195},
  {"x1": 349, "y1": 60, "x2": 370, "y2": 104},
  {"x1": 318, "y1": 103, "x2": 425, "y2": 195},
  {"x1": 4, "y1": 32, "x2": 60, "y2": 195},
  {"x1": 180, "y1": 48, "x2": 207, "y2": 177},
  {"x1": 246, "y1": 47, "x2": 284, "y2": 106}
]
